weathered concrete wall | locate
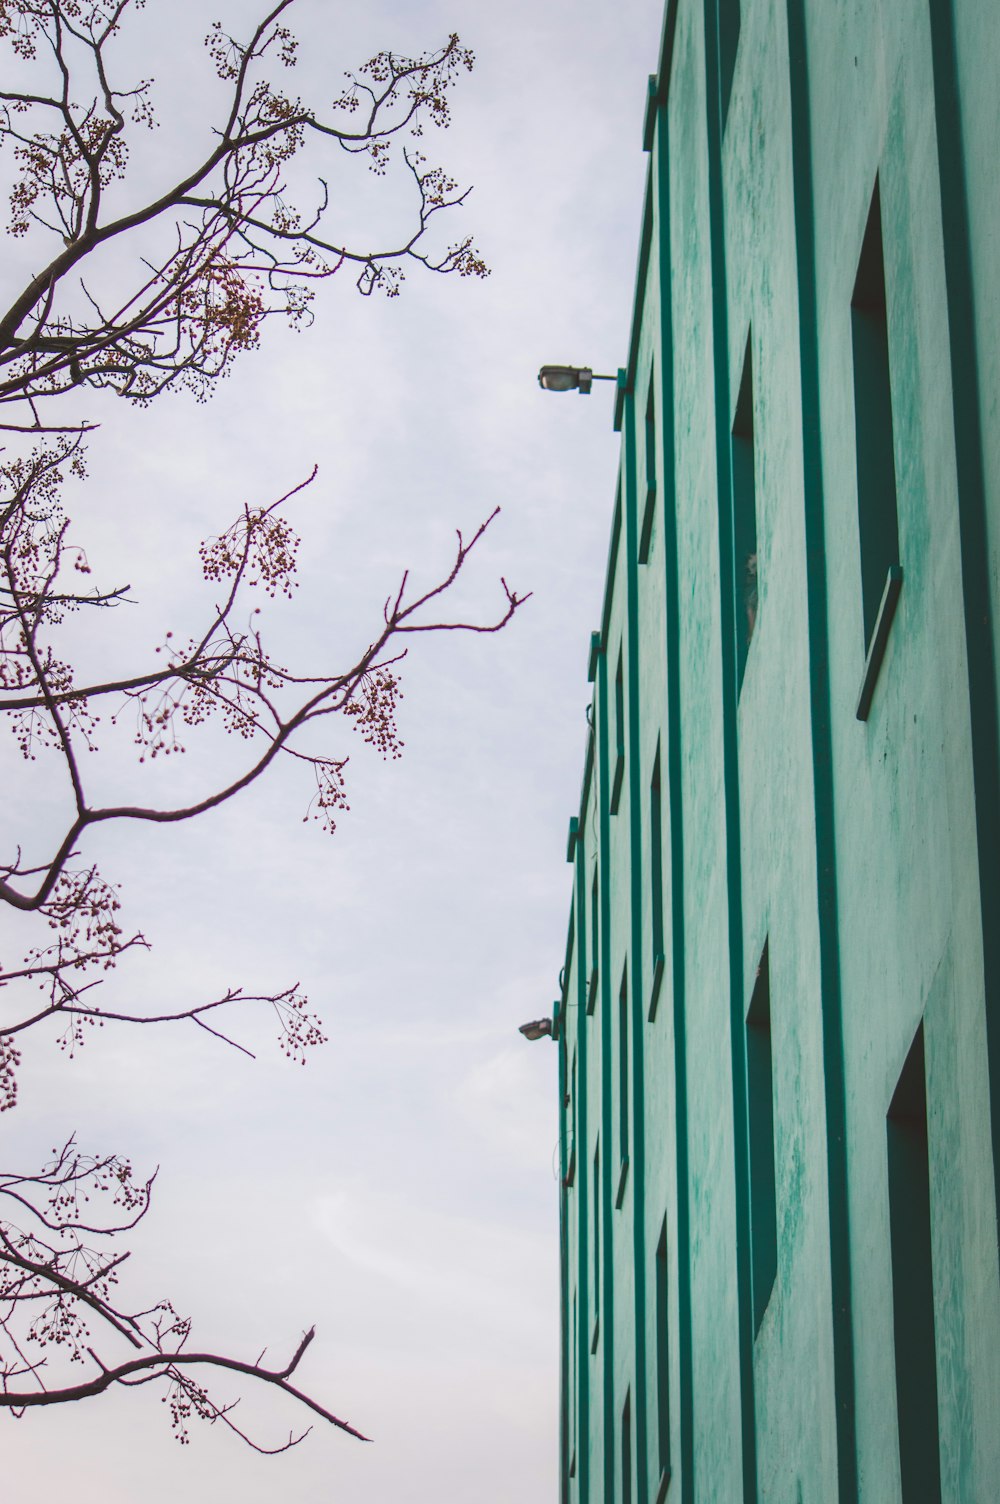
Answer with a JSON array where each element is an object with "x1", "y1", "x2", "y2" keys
[{"x1": 557, "y1": 3, "x2": 1000, "y2": 1503}]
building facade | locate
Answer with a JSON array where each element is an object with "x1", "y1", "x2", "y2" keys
[{"x1": 553, "y1": 3, "x2": 1000, "y2": 1501}]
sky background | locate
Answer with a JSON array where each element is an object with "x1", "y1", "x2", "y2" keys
[{"x1": 2, "y1": 1, "x2": 663, "y2": 1498}]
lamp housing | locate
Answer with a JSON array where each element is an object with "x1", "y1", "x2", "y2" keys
[
  {"x1": 519, "y1": 1017, "x2": 554, "y2": 1042},
  {"x1": 538, "y1": 364, "x2": 593, "y2": 394}
]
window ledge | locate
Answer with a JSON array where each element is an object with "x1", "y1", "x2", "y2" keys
[
  {"x1": 856, "y1": 564, "x2": 902, "y2": 721},
  {"x1": 615, "y1": 1155, "x2": 630, "y2": 1208}
]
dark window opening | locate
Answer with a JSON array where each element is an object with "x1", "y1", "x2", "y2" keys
[
  {"x1": 887, "y1": 1024, "x2": 942, "y2": 1504},
  {"x1": 566, "y1": 1049, "x2": 577, "y2": 1187},
  {"x1": 651, "y1": 748, "x2": 664, "y2": 961},
  {"x1": 611, "y1": 647, "x2": 625, "y2": 814},
  {"x1": 617, "y1": 965, "x2": 630, "y2": 1207},
  {"x1": 588, "y1": 872, "x2": 599, "y2": 1014},
  {"x1": 732, "y1": 332, "x2": 758, "y2": 692},
  {"x1": 592, "y1": 1139, "x2": 601, "y2": 1350},
  {"x1": 747, "y1": 940, "x2": 777, "y2": 1333},
  {"x1": 655, "y1": 1220, "x2": 672, "y2": 1480},
  {"x1": 570, "y1": 1291, "x2": 578, "y2": 1477},
  {"x1": 622, "y1": 1390, "x2": 633, "y2": 1504},
  {"x1": 640, "y1": 374, "x2": 658, "y2": 563},
  {"x1": 649, "y1": 746, "x2": 666, "y2": 1019},
  {"x1": 719, "y1": 0, "x2": 741, "y2": 131},
  {"x1": 852, "y1": 178, "x2": 900, "y2": 649}
]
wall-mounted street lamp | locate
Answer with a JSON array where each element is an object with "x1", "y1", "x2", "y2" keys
[
  {"x1": 537, "y1": 364, "x2": 618, "y2": 395},
  {"x1": 519, "y1": 1016, "x2": 553, "y2": 1041}
]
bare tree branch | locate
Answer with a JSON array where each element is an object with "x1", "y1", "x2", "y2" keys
[
  {"x1": 1, "y1": 450, "x2": 527, "y2": 922},
  {"x1": 0, "y1": 0, "x2": 521, "y2": 1456},
  {"x1": 0, "y1": 0, "x2": 488, "y2": 428},
  {"x1": 0, "y1": 1140, "x2": 367, "y2": 1445},
  {"x1": 1, "y1": 1330, "x2": 370, "y2": 1444}
]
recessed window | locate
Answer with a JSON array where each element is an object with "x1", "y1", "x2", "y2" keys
[
  {"x1": 617, "y1": 964, "x2": 630, "y2": 1206},
  {"x1": 649, "y1": 744, "x2": 666, "y2": 1019},
  {"x1": 887, "y1": 1024, "x2": 942, "y2": 1503},
  {"x1": 570, "y1": 1291, "x2": 578, "y2": 1477},
  {"x1": 719, "y1": 0, "x2": 741, "y2": 131},
  {"x1": 747, "y1": 940, "x2": 776, "y2": 1334},
  {"x1": 611, "y1": 646, "x2": 625, "y2": 814},
  {"x1": 732, "y1": 332, "x2": 758, "y2": 692},
  {"x1": 655, "y1": 1220, "x2": 672, "y2": 1485},
  {"x1": 592, "y1": 1138, "x2": 601, "y2": 1351},
  {"x1": 852, "y1": 178, "x2": 901, "y2": 649},
  {"x1": 640, "y1": 372, "x2": 658, "y2": 564},
  {"x1": 588, "y1": 872, "x2": 599, "y2": 1015},
  {"x1": 621, "y1": 1390, "x2": 633, "y2": 1504},
  {"x1": 566, "y1": 1048, "x2": 577, "y2": 1187}
]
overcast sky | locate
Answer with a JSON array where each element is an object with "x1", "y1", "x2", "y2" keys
[{"x1": 2, "y1": 1, "x2": 662, "y2": 1498}]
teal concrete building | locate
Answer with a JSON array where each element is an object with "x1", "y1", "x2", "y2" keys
[{"x1": 552, "y1": 2, "x2": 1000, "y2": 1501}]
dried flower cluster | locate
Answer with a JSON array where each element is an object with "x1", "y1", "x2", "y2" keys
[
  {"x1": 1, "y1": 443, "x2": 523, "y2": 1110},
  {"x1": 0, "y1": 242, "x2": 523, "y2": 1466},
  {"x1": 0, "y1": 1136, "x2": 367, "y2": 1448},
  {"x1": 0, "y1": 0, "x2": 488, "y2": 429},
  {"x1": 0, "y1": 0, "x2": 521, "y2": 1454}
]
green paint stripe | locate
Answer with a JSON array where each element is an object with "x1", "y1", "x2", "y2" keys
[
  {"x1": 597, "y1": 645, "x2": 617, "y2": 1503},
  {"x1": 624, "y1": 389, "x2": 650, "y2": 1504},
  {"x1": 701, "y1": 2, "x2": 758, "y2": 1498},
  {"x1": 785, "y1": 1, "x2": 858, "y2": 1497},
  {"x1": 624, "y1": 168, "x2": 656, "y2": 395},
  {"x1": 574, "y1": 834, "x2": 591, "y2": 1502},
  {"x1": 578, "y1": 725, "x2": 596, "y2": 832},
  {"x1": 559, "y1": 1004, "x2": 571, "y2": 1504},
  {"x1": 654, "y1": 68, "x2": 694, "y2": 1504},
  {"x1": 599, "y1": 494, "x2": 623, "y2": 653},
  {"x1": 927, "y1": 0, "x2": 1000, "y2": 1256}
]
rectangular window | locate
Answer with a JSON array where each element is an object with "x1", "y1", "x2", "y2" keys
[
  {"x1": 588, "y1": 873, "x2": 599, "y2": 1015},
  {"x1": 732, "y1": 332, "x2": 758, "y2": 691},
  {"x1": 611, "y1": 647, "x2": 625, "y2": 814},
  {"x1": 592, "y1": 1139, "x2": 601, "y2": 1351},
  {"x1": 747, "y1": 940, "x2": 777, "y2": 1333},
  {"x1": 719, "y1": 0, "x2": 741, "y2": 131},
  {"x1": 617, "y1": 965, "x2": 630, "y2": 1207},
  {"x1": 852, "y1": 178, "x2": 901, "y2": 650},
  {"x1": 566, "y1": 1048, "x2": 577, "y2": 1187},
  {"x1": 887, "y1": 1024, "x2": 942, "y2": 1504},
  {"x1": 570, "y1": 1291, "x2": 578, "y2": 1478},
  {"x1": 639, "y1": 374, "x2": 658, "y2": 563},
  {"x1": 655, "y1": 1220, "x2": 672, "y2": 1485},
  {"x1": 649, "y1": 745, "x2": 665, "y2": 1019},
  {"x1": 621, "y1": 1390, "x2": 633, "y2": 1504}
]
